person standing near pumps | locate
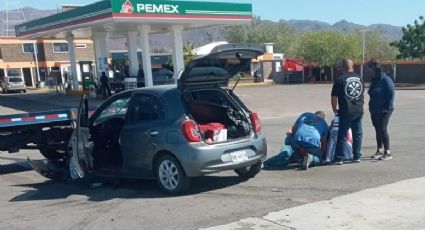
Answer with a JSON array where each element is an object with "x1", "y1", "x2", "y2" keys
[
  {"x1": 331, "y1": 59, "x2": 365, "y2": 165},
  {"x1": 100, "y1": 71, "x2": 111, "y2": 98},
  {"x1": 367, "y1": 59, "x2": 395, "y2": 160}
]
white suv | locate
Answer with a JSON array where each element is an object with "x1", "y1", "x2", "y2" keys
[{"x1": 1, "y1": 77, "x2": 26, "y2": 93}]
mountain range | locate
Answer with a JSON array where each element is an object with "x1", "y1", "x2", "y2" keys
[{"x1": 1, "y1": 7, "x2": 403, "y2": 49}]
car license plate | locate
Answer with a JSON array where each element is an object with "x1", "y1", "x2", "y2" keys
[{"x1": 230, "y1": 150, "x2": 248, "y2": 163}]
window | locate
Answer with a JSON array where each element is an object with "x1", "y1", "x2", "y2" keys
[
  {"x1": 22, "y1": 43, "x2": 36, "y2": 53},
  {"x1": 7, "y1": 69, "x2": 21, "y2": 77},
  {"x1": 52, "y1": 43, "x2": 69, "y2": 53},
  {"x1": 76, "y1": 43, "x2": 87, "y2": 49},
  {"x1": 8, "y1": 77, "x2": 23, "y2": 83},
  {"x1": 94, "y1": 97, "x2": 131, "y2": 125},
  {"x1": 129, "y1": 94, "x2": 164, "y2": 122}
]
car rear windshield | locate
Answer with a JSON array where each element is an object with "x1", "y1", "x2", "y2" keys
[
  {"x1": 8, "y1": 78, "x2": 23, "y2": 83},
  {"x1": 7, "y1": 69, "x2": 21, "y2": 77}
]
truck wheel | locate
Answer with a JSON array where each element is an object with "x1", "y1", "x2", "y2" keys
[
  {"x1": 39, "y1": 148, "x2": 65, "y2": 162},
  {"x1": 234, "y1": 161, "x2": 262, "y2": 179},
  {"x1": 156, "y1": 155, "x2": 191, "y2": 195}
]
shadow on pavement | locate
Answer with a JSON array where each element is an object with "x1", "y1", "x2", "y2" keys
[
  {"x1": 8, "y1": 175, "x2": 248, "y2": 202},
  {"x1": 0, "y1": 161, "x2": 32, "y2": 175},
  {"x1": 262, "y1": 164, "x2": 303, "y2": 171}
]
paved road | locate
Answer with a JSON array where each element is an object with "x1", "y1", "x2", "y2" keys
[{"x1": 1, "y1": 85, "x2": 424, "y2": 230}]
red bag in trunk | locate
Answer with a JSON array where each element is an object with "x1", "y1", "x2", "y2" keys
[{"x1": 199, "y1": 123, "x2": 227, "y2": 143}]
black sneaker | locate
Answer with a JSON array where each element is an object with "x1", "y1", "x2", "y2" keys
[
  {"x1": 334, "y1": 159, "x2": 344, "y2": 165},
  {"x1": 352, "y1": 158, "x2": 361, "y2": 163},
  {"x1": 371, "y1": 150, "x2": 384, "y2": 159},
  {"x1": 379, "y1": 153, "x2": 393, "y2": 161}
]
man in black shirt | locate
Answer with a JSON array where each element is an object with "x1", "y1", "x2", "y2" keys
[{"x1": 331, "y1": 59, "x2": 364, "y2": 165}]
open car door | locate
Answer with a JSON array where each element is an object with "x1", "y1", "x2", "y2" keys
[{"x1": 69, "y1": 95, "x2": 93, "y2": 179}]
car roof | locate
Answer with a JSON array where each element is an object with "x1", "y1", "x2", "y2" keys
[{"x1": 120, "y1": 84, "x2": 178, "y2": 95}]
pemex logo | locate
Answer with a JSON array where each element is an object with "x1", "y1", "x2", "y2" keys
[{"x1": 120, "y1": 0, "x2": 134, "y2": 13}]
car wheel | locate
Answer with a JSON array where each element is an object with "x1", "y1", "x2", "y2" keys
[
  {"x1": 234, "y1": 161, "x2": 262, "y2": 179},
  {"x1": 156, "y1": 155, "x2": 191, "y2": 195}
]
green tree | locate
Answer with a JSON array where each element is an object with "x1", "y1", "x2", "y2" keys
[
  {"x1": 224, "y1": 17, "x2": 297, "y2": 55},
  {"x1": 295, "y1": 31, "x2": 361, "y2": 68},
  {"x1": 391, "y1": 16, "x2": 425, "y2": 59},
  {"x1": 362, "y1": 31, "x2": 398, "y2": 61},
  {"x1": 183, "y1": 42, "x2": 196, "y2": 64},
  {"x1": 165, "y1": 42, "x2": 196, "y2": 71}
]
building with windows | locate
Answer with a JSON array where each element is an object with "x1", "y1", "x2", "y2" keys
[{"x1": 0, "y1": 37, "x2": 94, "y2": 87}]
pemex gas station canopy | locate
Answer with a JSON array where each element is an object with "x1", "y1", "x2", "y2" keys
[
  {"x1": 15, "y1": 0, "x2": 253, "y2": 38},
  {"x1": 15, "y1": 0, "x2": 253, "y2": 89}
]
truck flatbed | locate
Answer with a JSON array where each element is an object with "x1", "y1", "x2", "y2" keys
[{"x1": 0, "y1": 109, "x2": 75, "y2": 155}]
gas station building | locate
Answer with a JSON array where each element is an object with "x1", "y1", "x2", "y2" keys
[{"x1": 15, "y1": 0, "x2": 253, "y2": 90}]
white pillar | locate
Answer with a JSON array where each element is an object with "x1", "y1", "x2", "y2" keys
[
  {"x1": 138, "y1": 25, "x2": 153, "y2": 87},
  {"x1": 172, "y1": 25, "x2": 184, "y2": 82},
  {"x1": 92, "y1": 32, "x2": 108, "y2": 79},
  {"x1": 32, "y1": 42, "x2": 41, "y2": 83},
  {"x1": 66, "y1": 33, "x2": 79, "y2": 90},
  {"x1": 127, "y1": 31, "x2": 139, "y2": 77}
]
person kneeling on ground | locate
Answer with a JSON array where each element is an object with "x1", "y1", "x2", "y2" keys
[{"x1": 263, "y1": 111, "x2": 329, "y2": 170}]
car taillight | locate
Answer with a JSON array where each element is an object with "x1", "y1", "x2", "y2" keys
[
  {"x1": 250, "y1": 112, "x2": 261, "y2": 132},
  {"x1": 182, "y1": 120, "x2": 202, "y2": 142}
]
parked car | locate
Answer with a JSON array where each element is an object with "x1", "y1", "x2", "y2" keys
[
  {"x1": 110, "y1": 67, "x2": 175, "y2": 93},
  {"x1": 1, "y1": 77, "x2": 26, "y2": 93},
  {"x1": 30, "y1": 44, "x2": 267, "y2": 194}
]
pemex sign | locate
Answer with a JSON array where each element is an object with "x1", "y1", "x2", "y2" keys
[{"x1": 112, "y1": 0, "x2": 252, "y2": 18}]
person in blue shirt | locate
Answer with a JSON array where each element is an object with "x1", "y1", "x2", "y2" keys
[
  {"x1": 367, "y1": 59, "x2": 395, "y2": 160},
  {"x1": 263, "y1": 111, "x2": 328, "y2": 170}
]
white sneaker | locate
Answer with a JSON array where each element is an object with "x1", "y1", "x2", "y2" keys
[{"x1": 302, "y1": 154, "x2": 313, "y2": 170}]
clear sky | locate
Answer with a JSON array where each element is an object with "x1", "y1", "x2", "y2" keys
[{"x1": 11, "y1": 0, "x2": 425, "y2": 27}]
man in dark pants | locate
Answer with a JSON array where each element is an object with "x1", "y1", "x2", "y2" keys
[
  {"x1": 100, "y1": 71, "x2": 111, "y2": 98},
  {"x1": 331, "y1": 59, "x2": 364, "y2": 165}
]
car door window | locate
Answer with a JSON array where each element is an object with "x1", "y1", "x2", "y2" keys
[
  {"x1": 128, "y1": 94, "x2": 164, "y2": 123},
  {"x1": 94, "y1": 97, "x2": 131, "y2": 125}
]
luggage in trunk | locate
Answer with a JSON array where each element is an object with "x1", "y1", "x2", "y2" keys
[{"x1": 185, "y1": 89, "x2": 252, "y2": 143}]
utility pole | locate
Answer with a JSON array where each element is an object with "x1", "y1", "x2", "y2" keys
[
  {"x1": 33, "y1": 42, "x2": 41, "y2": 84},
  {"x1": 0, "y1": 0, "x2": 27, "y2": 37},
  {"x1": 361, "y1": 30, "x2": 367, "y2": 80}
]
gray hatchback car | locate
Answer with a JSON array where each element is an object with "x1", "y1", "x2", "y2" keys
[{"x1": 34, "y1": 44, "x2": 267, "y2": 194}]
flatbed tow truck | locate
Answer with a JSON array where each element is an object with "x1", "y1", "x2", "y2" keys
[
  {"x1": 0, "y1": 97, "x2": 94, "y2": 180},
  {"x1": 0, "y1": 109, "x2": 75, "y2": 157}
]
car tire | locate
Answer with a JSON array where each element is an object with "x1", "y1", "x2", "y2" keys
[
  {"x1": 156, "y1": 155, "x2": 191, "y2": 195},
  {"x1": 39, "y1": 148, "x2": 66, "y2": 162},
  {"x1": 234, "y1": 160, "x2": 262, "y2": 179}
]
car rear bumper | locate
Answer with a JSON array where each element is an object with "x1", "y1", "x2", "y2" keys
[
  {"x1": 173, "y1": 133, "x2": 267, "y2": 177},
  {"x1": 6, "y1": 86, "x2": 26, "y2": 91}
]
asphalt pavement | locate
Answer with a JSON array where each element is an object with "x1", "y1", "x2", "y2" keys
[{"x1": 1, "y1": 84, "x2": 424, "y2": 230}]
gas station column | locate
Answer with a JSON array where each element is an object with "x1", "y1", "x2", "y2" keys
[
  {"x1": 172, "y1": 25, "x2": 184, "y2": 82},
  {"x1": 127, "y1": 31, "x2": 139, "y2": 77},
  {"x1": 92, "y1": 32, "x2": 108, "y2": 77},
  {"x1": 66, "y1": 33, "x2": 79, "y2": 90},
  {"x1": 138, "y1": 25, "x2": 153, "y2": 87}
]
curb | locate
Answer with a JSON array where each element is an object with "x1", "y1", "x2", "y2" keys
[{"x1": 228, "y1": 82, "x2": 274, "y2": 88}]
